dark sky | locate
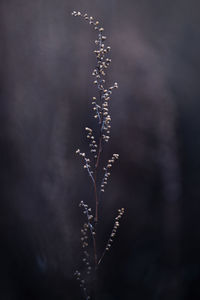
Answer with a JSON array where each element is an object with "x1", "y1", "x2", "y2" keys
[{"x1": 0, "y1": 0, "x2": 200, "y2": 299}]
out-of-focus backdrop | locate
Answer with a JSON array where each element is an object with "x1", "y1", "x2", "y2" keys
[{"x1": 0, "y1": 0, "x2": 200, "y2": 299}]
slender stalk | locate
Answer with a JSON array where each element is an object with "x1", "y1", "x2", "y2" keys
[
  {"x1": 72, "y1": 11, "x2": 123, "y2": 300},
  {"x1": 98, "y1": 248, "x2": 106, "y2": 266}
]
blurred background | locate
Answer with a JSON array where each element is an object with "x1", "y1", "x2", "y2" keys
[{"x1": 0, "y1": 0, "x2": 200, "y2": 299}]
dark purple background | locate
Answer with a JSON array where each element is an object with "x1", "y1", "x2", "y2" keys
[{"x1": 0, "y1": 0, "x2": 200, "y2": 299}]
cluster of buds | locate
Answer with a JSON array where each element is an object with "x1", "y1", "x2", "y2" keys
[
  {"x1": 101, "y1": 154, "x2": 119, "y2": 192},
  {"x1": 98, "y1": 208, "x2": 125, "y2": 265},
  {"x1": 74, "y1": 270, "x2": 90, "y2": 300},
  {"x1": 76, "y1": 149, "x2": 94, "y2": 183},
  {"x1": 101, "y1": 89, "x2": 117, "y2": 142},
  {"x1": 74, "y1": 270, "x2": 81, "y2": 282},
  {"x1": 80, "y1": 222, "x2": 89, "y2": 249},
  {"x1": 82, "y1": 256, "x2": 92, "y2": 275},
  {"x1": 79, "y1": 201, "x2": 94, "y2": 224},
  {"x1": 85, "y1": 127, "x2": 98, "y2": 158},
  {"x1": 72, "y1": 10, "x2": 118, "y2": 146},
  {"x1": 79, "y1": 201, "x2": 96, "y2": 236},
  {"x1": 91, "y1": 96, "x2": 101, "y2": 123},
  {"x1": 105, "y1": 208, "x2": 125, "y2": 251},
  {"x1": 80, "y1": 227, "x2": 92, "y2": 276},
  {"x1": 100, "y1": 83, "x2": 118, "y2": 142},
  {"x1": 79, "y1": 201, "x2": 95, "y2": 276},
  {"x1": 71, "y1": 12, "x2": 107, "y2": 49},
  {"x1": 83, "y1": 250, "x2": 90, "y2": 273},
  {"x1": 72, "y1": 11, "x2": 101, "y2": 31}
]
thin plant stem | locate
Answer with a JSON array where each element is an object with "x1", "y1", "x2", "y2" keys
[{"x1": 72, "y1": 11, "x2": 124, "y2": 300}]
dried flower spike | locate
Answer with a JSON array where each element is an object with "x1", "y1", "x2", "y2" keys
[{"x1": 72, "y1": 11, "x2": 124, "y2": 300}]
